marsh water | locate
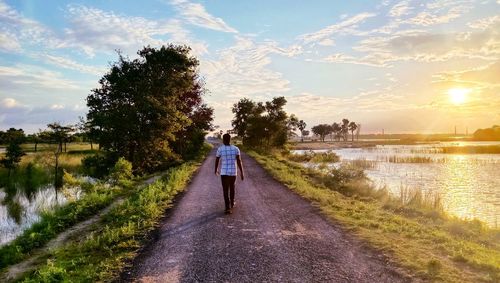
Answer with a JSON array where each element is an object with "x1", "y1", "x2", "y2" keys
[
  {"x1": 293, "y1": 141, "x2": 500, "y2": 227},
  {"x1": 0, "y1": 186, "x2": 81, "y2": 246}
]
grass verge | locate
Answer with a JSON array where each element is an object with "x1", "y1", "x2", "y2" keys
[
  {"x1": 0, "y1": 184, "x2": 120, "y2": 270},
  {"x1": 17, "y1": 144, "x2": 210, "y2": 282},
  {"x1": 247, "y1": 150, "x2": 499, "y2": 282}
]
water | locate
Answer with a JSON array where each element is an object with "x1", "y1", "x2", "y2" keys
[
  {"x1": 293, "y1": 141, "x2": 500, "y2": 227},
  {"x1": 0, "y1": 186, "x2": 82, "y2": 246}
]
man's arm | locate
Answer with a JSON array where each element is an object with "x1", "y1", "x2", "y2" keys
[
  {"x1": 236, "y1": 155, "x2": 244, "y2": 180},
  {"x1": 214, "y1": 157, "x2": 220, "y2": 175}
]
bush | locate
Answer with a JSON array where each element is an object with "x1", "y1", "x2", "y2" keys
[
  {"x1": 109, "y1": 157, "x2": 133, "y2": 186},
  {"x1": 82, "y1": 153, "x2": 117, "y2": 179}
]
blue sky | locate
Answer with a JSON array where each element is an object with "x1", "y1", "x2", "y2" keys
[{"x1": 1, "y1": 0, "x2": 499, "y2": 133}]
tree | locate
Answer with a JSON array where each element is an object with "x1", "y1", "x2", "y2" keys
[
  {"x1": 348, "y1": 121, "x2": 358, "y2": 142},
  {"x1": 311, "y1": 124, "x2": 333, "y2": 142},
  {"x1": 301, "y1": 130, "x2": 310, "y2": 140},
  {"x1": 332, "y1": 122, "x2": 341, "y2": 141},
  {"x1": 297, "y1": 120, "x2": 307, "y2": 142},
  {"x1": 341, "y1": 119, "x2": 349, "y2": 141},
  {"x1": 231, "y1": 97, "x2": 291, "y2": 147},
  {"x1": 87, "y1": 45, "x2": 213, "y2": 172},
  {"x1": 287, "y1": 114, "x2": 299, "y2": 139},
  {"x1": 47, "y1": 123, "x2": 74, "y2": 153},
  {"x1": 0, "y1": 141, "x2": 24, "y2": 178}
]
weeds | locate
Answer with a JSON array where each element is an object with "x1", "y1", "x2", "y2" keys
[
  {"x1": 248, "y1": 150, "x2": 500, "y2": 282},
  {"x1": 287, "y1": 150, "x2": 340, "y2": 163}
]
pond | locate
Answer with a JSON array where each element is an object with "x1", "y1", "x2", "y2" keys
[
  {"x1": 0, "y1": 186, "x2": 82, "y2": 246},
  {"x1": 293, "y1": 141, "x2": 500, "y2": 227}
]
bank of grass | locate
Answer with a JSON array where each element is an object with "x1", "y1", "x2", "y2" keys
[
  {"x1": 18, "y1": 144, "x2": 211, "y2": 282},
  {"x1": 0, "y1": 151, "x2": 93, "y2": 195},
  {"x1": 287, "y1": 150, "x2": 340, "y2": 163},
  {"x1": 247, "y1": 150, "x2": 499, "y2": 282},
  {"x1": 0, "y1": 183, "x2": 121, "y2": 270}
]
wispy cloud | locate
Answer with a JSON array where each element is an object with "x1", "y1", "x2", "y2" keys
[
  {"x1": 170, "y1": 0, "x2": 237, "y2": 33},
  {"x1": 389, "y1": 1, "x2": 413, "y2": 18},
  {"x1": 202, "y1": 36, "x2": 301, "y2": 98},
  {"x1": 61, "y1": 5, "x2": 207, "y2": 57},
  {"x1": 298, "y1": 12, "x2": 376, "y2": 45}
]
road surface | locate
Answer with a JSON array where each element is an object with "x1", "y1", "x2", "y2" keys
[{"x1": 123, "y1": 149, "x2": 409, "y2": 282}]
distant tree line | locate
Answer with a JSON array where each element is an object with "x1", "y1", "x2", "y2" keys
[
  {"x1": 311, "y1": 119, "x2": 359, "y2": 142},
  {"x1": 473, "y1": 125, "x2": 500, "y2": 141}
]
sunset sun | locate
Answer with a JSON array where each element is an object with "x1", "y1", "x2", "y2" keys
[{"x1": 448, "y1": 88, "x2": 469, "y2": 105}]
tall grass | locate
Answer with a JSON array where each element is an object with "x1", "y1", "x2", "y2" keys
[
  {"x1": 287, "y1": 150, "x2": 340, "y2": 163},
  {"x1": 385, "y1": 155, "x2": 435, "y2": 163},
  {"x1": 17, "y1": 144, "x2": 211, "y2": 282},
  {"x1": 248, "y1": 150, "x2": 500, "y2": 282},
  {"x1": 0, "y1": 183, "x2": 120, "y2": 270}
]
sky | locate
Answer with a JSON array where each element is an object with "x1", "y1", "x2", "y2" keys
[{"x1": 0, "y1": 0, "x2": 499, "y2": 134}]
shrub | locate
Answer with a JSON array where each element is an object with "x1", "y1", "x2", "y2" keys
[
  {"x1": 109, "y1": 157, "x2": 133, "y2": 186},
  {"x1": 82, "y1": 153, "x2": 117, "y2": 178}
]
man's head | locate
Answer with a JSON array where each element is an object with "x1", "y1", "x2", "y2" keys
[{"x1": 222, "y1": 133, "x2": 231, "y2": 145}]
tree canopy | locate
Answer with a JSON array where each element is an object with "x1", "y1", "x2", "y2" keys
[
  {"x1": 86, "y1": 45, "x2": 213, "y2": 173},
  {"x1": 231, "y1": 96, "x2": 294, "y2": 147}
]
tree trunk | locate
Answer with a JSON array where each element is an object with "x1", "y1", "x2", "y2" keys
[
  {"x1": 90, "y1": 141, "x2": 93, "y2": 150},
  {"x1": 34, "y1": 142, "x2": 38, "y2": 152}
]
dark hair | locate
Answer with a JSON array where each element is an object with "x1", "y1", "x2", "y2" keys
[{"x1": 222, "y1": 133, "x2": 231, "y2": 145}]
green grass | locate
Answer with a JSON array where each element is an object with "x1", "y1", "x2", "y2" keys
[
  {"x1": 247, "y1": 150, "x2": 500, "y2": 282},
  {"x1": 16, "y1": 144, "x2": 211, "y2": 282},
  {"x1": 0, "y1": 184, "x2": 121, "y2": 270},
  {"x1": 287, "y1": 150, "x2": 340, "y2": 163}
]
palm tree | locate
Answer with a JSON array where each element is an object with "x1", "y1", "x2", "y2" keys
[
  {"x1": 297, "y1": 120, "x2": 307, "y2": 142},
  {"x1": 341, "y1": 119, "x2": 349, "y2": 141},
  {"x1": 348, "y1": 121, "x2": 358, "y2": 142},
  {"x1": 332, "y1": 122, "x2": 341, "y2": 141}
]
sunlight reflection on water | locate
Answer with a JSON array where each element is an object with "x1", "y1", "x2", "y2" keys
[{"x1": 293, "y1": 142, "x2": 500, "y2": 227}]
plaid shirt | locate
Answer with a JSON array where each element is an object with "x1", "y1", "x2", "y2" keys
[{"x1": 216, "y1": 145, "x2": 240, "y2": 176}]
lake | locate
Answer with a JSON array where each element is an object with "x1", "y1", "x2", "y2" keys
[{"x1": 293, "y1": 141, "x2": 500, "y2": 227}]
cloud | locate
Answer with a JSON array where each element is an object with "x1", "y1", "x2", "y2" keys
[
  {"x1": 34, "y1": 53, "x2": 106, "y2": 75},
  {"x1": 201, "y1": 36, "x2": 301, "y2": 98},
  {"x1": 468, "y1": 15, "x2": 500, "y2": 30},
  {"x1": 0, "y1": 30, "x2": 21, "y2": 52},
  {"x1": 0, "y1": 102, "x2": 86, "y2": 132},
  {"x1": 404, "y1": 1, "x2": 474, "y2": 26},
  {"x1": 343, "y1": 23, "x2": 500, "y2": 66},
  {"x1": 60, "y1": 5, "x2": 207, "y2": 57},
  {"x1": 389, "y1": 1, "x2": 413, "y2": 18},
  {"x1": 1, "y1": 97, "x2": 19, "y2": 108},
  {"x1": 170, "y1": 0, "x2": 237, "y2": 33},
  {"x1": 0, "y1": 0, "x2": 59, "y2": 50},
  {"x1": 0, "y1": 64, "x2": 84, "y2": 90},
  {"x1": 298, "y1": 12, "x2": 376, "y2": 44}
]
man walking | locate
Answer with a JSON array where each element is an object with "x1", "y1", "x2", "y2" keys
[{"x1": 215, "y1": 134, "x2": 244, "y2": 214}]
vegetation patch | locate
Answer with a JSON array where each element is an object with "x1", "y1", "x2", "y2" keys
[
  {"x1": 0, "y1": 183, "x2": 120, "y2": 270},
  {"x1": 287, "y1": 150, "x2": 340, "y2": 163},
  {"x1": 17, "y1": 145, "x2": 210, "y2": 282},
  {"x1": 247, "y1": 150, "x2": 500, "y2": 282}
]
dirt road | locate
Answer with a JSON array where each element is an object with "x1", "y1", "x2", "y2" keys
[{"x1": 123, "y1": 149, "x2": 409, "y2": 282}]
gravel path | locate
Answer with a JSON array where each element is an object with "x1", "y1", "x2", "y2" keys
[{"x1": 123, "y1": 149, "x2": 410, "y2": 282}]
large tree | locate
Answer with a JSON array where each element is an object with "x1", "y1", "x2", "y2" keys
[
  {"x1": 232, "y1": 97, "x2": 291, "y2": 147},
  {"x1": 87, "y1": 45, "x2": 212, "y2": 172},
  {"x1": 311, "y1": 124, "x2": 332, "y2": 142}
]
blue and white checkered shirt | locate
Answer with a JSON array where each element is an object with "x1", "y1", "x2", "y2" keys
[{"x1": 216, "y1": 145, "x2": 240, "y2": 176}]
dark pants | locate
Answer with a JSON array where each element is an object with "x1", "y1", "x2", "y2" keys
[{"x1": 221, "y1": 175, "x2": 236, "y2": 210}]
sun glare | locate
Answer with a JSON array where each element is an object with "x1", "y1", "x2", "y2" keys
[{"x1": 448, "y1": 88, "x2": 469, "y2": 105}]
